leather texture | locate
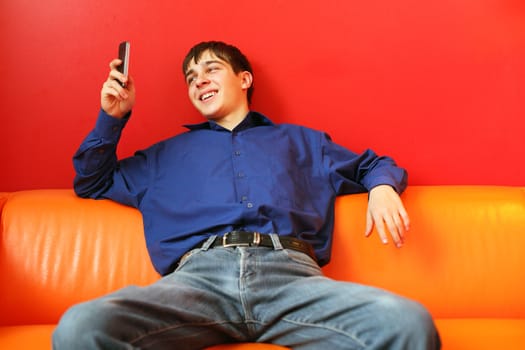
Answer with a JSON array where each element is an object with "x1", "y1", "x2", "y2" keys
[{"x1": 1, "y1": 186, "x2": 524, "y2": 349}]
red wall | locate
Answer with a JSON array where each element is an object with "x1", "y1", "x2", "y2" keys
[{"x1": 1, "y1": 0, "x2": 524, "y2": 191}]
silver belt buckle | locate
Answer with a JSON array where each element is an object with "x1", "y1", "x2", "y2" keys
[
  {"x1": 222, "y1": 231, "x2": 261, "y2": 247},
  {"x1": 252, "y1": 231, "x2": 261, "y2": 246}
]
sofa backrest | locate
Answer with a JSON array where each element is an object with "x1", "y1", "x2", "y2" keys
[
  {"x1": 1, "y1": 186, "x2": 524, "y2": 326},
  {"x1": 0, "y1": 190, "x2": 159, "y2": 326}
]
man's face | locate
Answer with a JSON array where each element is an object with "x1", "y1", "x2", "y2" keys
[{"x1": 185, "y1": 51, "x2": 251, "y2": 121}]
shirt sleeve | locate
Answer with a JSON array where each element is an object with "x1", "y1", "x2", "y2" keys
[
  {"x1": 72, "y1": 109, "x2": 149, "y2": 207},
  {"x1": 320, "y1": 132, "x2": 408, "y2": 195}
]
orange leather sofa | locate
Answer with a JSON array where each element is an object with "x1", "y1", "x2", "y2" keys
[{"x1": 1, "y1": 186, "x2": 524, "y2": 349}]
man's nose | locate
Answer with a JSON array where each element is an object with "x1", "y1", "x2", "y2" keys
[{"x1": 195, "y1": 73, "x2": 209, "y2": 88}]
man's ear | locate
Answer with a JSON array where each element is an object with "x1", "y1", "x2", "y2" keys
[{"x1": 240, "y1": 71, "x2": 253, "y2": 89}]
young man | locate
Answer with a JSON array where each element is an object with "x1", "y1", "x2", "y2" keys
[{"x1": 53, "y1": 41, "x2": 440, "y2": 349}]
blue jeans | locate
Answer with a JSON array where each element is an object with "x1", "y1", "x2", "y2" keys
[{"x1": 53, "y1": 236, "x2": 440, "y2": 349}]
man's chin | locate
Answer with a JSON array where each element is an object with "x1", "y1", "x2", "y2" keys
[{"x1": 195, "y1": 104, "x2": 219, "y2": 119}]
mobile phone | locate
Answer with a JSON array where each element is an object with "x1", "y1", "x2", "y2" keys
[{"x1": 117, "y1": 41, "x2": 130, "y2": 86}]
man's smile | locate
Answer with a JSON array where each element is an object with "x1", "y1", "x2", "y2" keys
[{"x1": 199, "y1": 90, "x2": 218, "y2": 101}]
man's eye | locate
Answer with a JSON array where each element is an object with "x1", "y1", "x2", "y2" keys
[{"x1": 187, "y1": 76, "x2": 196, "y2": 84}]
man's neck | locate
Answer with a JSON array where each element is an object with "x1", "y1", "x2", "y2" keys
[{"x1": 211, "y1": 107, "x2": 250, "y2": 131}]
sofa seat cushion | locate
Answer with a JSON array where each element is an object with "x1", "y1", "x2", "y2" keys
[
  {"x1": 0, "y1": 325, "x2": 55, "y2": 349},
  {"x1": 435, "y1": 318, "x2": 525, "y2": 350}
]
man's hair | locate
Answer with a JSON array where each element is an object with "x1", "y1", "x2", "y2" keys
[{"x1": 182, "y1": 41, "x2": 254, "y2": 104}]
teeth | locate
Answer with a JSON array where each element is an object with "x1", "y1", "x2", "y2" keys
[{"x1": 201, "y1": 92, "x2": 216, "y2": 101}]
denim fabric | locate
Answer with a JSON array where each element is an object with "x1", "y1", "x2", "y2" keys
[{"x1": 53, "y1": 243, "x2": 440, "y2": 349}]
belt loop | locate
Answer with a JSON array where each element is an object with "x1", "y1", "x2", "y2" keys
[
  {"x1": 269, "y1": 233, "x2": 284, "y2": 251},
  {"x1": 202, "y1": 235, "x2": 217, "y2": 251}
]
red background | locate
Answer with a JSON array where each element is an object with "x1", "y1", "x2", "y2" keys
[{"x1": 1, "y1": 0, "x2": 524, "y2": 191}]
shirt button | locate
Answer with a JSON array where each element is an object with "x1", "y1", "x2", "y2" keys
[
  {"x1": 237, "y1": 172, "x2": 245, "y2": 178},
  {"x1": 247, "y1": 202, "x2": 253, "y2": 208},
  {"x1": 241, "y1": 196, "x2": 248, "y2": 201},
  {"x1": 234, "y1": 151, "x2": 241, "y2": 156}
]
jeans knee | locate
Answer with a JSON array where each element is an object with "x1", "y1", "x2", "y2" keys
[
  {"x1": 53, "y1": 302, "x2": 89, "y2": 347},
  {"x1": 392, "y1": 297, "x2": 431, "y2": 325},
  {"x1": 52, "y1": 299, "x2": 115, "y2": 349},
  {"x1": 372, "y1": 294, "x2": 440, "y2": 347}
]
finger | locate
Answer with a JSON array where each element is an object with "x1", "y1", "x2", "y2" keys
[
  {"x1": 102, "y1": 80, "x2": 119, "y2": 97},
  {"x1": 109, "y1": 58, "x2": 122, "y2": 70},
  {"x1": 107, "y1": 60, "x2": 128, "y2": 86},
  {"x1": 108, "y1": 72, "x2": 127, "y2": 88},
  {"x1": 365, "y1": 210, "x2": 373, "y2": 237},
  {"x1": 392, "y1": 213, "x2": 405, "y2": 240},
  {"x1": 374, "y1": 216, "x2": 389, "y2": 245},
  {"x1": 102, "y1": 84, "x2": 120, "y2": 101},
  {"x1": 386, "y1": 217, "x2": 403, "y2": 248},
  {"x1": 399, "y1": 207, "x2": 411, "y2": 231},
  {"x1": 104, "y1": 79, "x2": 129, "y2": 99}
]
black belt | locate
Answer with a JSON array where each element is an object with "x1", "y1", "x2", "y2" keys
[{"x1": 210, "y1": 231, "x2": 317, "y2": 262}]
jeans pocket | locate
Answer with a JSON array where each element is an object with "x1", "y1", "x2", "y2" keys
[
  {"x1": 175, "y1": 248, "x2": 202, "y2": 271},
  {"x1": 283, "y1": 249, "x2": 321, "y2": 271}
]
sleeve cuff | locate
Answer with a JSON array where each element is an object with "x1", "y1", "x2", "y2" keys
[
  {"x1": 94, "y1": 109, "x2": 131, "y2": 141},
  {"x1": 365, "y1": 173, "x2": 408, "y2": 194}
]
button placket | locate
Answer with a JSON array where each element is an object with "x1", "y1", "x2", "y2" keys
[{"x1": 231, "y1": 132, "x2": 253, "y2": 209}]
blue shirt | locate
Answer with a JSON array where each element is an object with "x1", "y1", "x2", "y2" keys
[{"x1": 73, "y1": 110, "x2": 407, "y2": 275}]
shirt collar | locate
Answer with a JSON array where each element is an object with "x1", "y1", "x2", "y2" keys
[{"x1": 184, "y1": 111, "x2": 274, "y2": 132}]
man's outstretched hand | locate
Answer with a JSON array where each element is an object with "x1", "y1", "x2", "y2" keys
[{"x1": 365, "y1": 185, "x2": 410, "y2": 248}]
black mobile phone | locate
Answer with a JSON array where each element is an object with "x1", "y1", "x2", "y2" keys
[{"x1": 117, "y1": 41, "x2": 130, "y2": 86}]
